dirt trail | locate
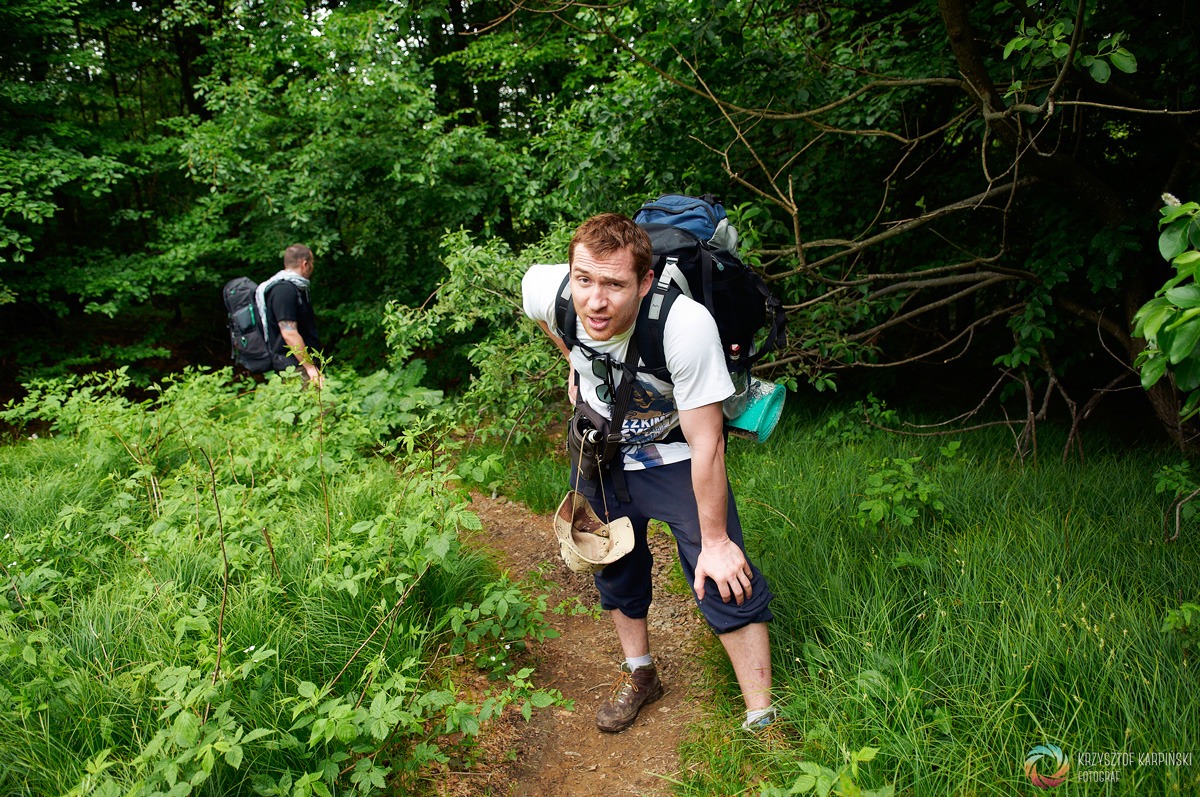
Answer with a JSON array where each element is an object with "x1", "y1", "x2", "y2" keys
[{"x1": 443, "y1": 493, "x2": 711, "y2": 796}]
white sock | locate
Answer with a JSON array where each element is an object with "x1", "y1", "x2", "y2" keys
[
  {"x1": 745, "y1": 707, "x2": 774, "y2": 725},
  {"x1": 626, "y1": 653, "x2": 653, "y2": 670}
]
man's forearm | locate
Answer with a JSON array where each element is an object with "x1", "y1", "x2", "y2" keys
[
  {"x1": 691, "y1": 443, "x2": 730, "y2": 544},
  {"x1": 278, "y1": 323, "x2": 321, "y2": 385},
  {"x1": 279, "y1": 324, "x2": 313, "y2": 365},
  {"x1": 679, "y1": 401, "x2": 751, "y2": 603},
  {"x1": 678, "y1": 402, "x2": 731, "y2": 545}
]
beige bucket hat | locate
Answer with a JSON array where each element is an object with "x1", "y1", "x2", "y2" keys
[{"x1": 553, "y1": 490, "x2": 635, "y2": 574}]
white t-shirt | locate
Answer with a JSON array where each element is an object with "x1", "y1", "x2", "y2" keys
[{"x1": 522, "y1": 263, "x2": 734, "y2": 470}]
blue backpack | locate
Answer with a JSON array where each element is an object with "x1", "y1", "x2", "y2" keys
[{"x1": 633, "y1": 193, "x2": 740, "y2": 254}]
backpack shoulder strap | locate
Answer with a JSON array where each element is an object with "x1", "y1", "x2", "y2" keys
[
  {"x1": 553, "y1": 273, "x2": 581, "y2": 350},
  {"x1": 636, "y1": 271, "x2": 681, "y2": 383}
]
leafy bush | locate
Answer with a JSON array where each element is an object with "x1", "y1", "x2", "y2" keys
[
  {"x1": 1133, "y1": 196, "x2": 1200, "y2": 418},
  {"x1": 0, "y1": 367, "x2": 563, "y2": 796},
  {"x1": 856, "y1": 442, "x2": 959, "y2": 530},
  {"x1": 811, "y1": 396, "x2": 897, "y2": 445},
  {"x1": 383, "y1": 226, "x2": 575, "y2": 445},
  {"x1": 1161, "y1": 602, "x2": 1200, "y2": 661}
]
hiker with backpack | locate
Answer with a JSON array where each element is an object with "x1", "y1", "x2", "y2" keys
[
  {"x1": 521, "y1": 209, "x2": 778, "y2": 734},
  {"x1": 223, "y1": 244, "x2": 324, "y2": 385},
  {"x1": 262, "y1": 244, "x2": 323, "y2": 386}
]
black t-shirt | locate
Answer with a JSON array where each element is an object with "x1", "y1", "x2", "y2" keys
[{"x1": 266, "y1": 281, "x2": 321, "y2": 368}]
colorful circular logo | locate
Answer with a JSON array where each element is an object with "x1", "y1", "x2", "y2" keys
[{"x1": 1025, "y1": 744, "x2": 1070, "y2": 789}]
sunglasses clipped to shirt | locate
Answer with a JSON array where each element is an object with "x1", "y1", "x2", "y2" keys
[
  {"x1": 575, "y1": 337, "x2": 645, "y2": 409},
  {"x1": 590, "y1": 353, "x2": 618, "y2": 404},
  {"x1": 583, "y1": 348, "x2": 645, "y2": 406}
]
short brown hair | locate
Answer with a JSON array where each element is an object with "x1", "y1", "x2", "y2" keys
[
  {"x1": 283, "y1": 244, "x2": 313, "y2": 271},
  {"x1": 568, "y1": 214, "x2": 652, "y2": 282}
]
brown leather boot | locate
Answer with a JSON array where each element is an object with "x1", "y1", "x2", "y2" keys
[{"x1": 595, "y1": 662, "x2": 664, "y2": 733}]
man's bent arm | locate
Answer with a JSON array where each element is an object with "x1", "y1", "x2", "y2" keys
[
  {"x1": 679, "y1": 402, "x2": 753, "y2": 606},
  {"x1": 278, "y1": 321, "x2": 321, "y2": 383}
]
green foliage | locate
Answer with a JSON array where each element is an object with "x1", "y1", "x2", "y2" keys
[
  {"x1": 1133, "y1": 197, "x2": 1200, "y2": 417},
  {"x1": 384, "y1": 226, "x2": 576, "y2": 443},
  {"x1": 1154, "y1": 461, "x2": 1199, "y2": 523},
  {"x1": 856, "y1": 442, "x2": 958, "y2": 530},
  {"x1": 0, "y1": 368, "x2": 563, "y2": 796},
  {"x1": 446, "y1": 576, "x2": 562, "y2": 681},
  {"x1": 759, "y1": 746, "x2": 894, "y2": 797},
  {"x1": 455, "y1": 452, "x2": 505, "y2": 498},
  {"x1": 1161, "y1": 602, "x2": 1200, "y2": 660},
  {"x1": 811, "y1": 396, "x2": 897, "y2": 445},
  {"x1": 995, "y1": 289, "x2": 1055, "y2": 369},
  {"x1": 1003, "y1": 14, "x2": 1137, "y2": 84}
]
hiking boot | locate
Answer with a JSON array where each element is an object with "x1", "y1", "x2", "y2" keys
[{"x1": 596, "y1": 662, "x2": 664, "y2": 733}]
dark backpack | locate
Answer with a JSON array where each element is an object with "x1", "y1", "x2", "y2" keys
[
  {"x1": 554, "y1": 194, "x2": 787, "y2": 382},
  {"x1": 223, "y1": 277, "x2": 274, "y2": 373}
]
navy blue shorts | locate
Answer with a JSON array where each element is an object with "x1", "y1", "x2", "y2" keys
[{"x1": 571, "y1": 461, "x2": 774, "y2": 634}]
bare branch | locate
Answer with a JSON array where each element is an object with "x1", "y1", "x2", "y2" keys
[
  {"x1": 767, "y1": 178, "x2": 1038, "y2": 281},
  {"x1": 847, "y1": 274, "x2": 1014, "y2": 342},
  {"x1": 852, "y1": 304, "x2": 1021, "y2": 368}
]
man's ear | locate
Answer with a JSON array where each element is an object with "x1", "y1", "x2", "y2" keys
[{"x1": 638, "y1": 269, "x2": 655, "y2": 298}]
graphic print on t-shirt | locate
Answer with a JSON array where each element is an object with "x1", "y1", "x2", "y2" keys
[{"x1": 621, "y1": 379, "x2": 675, "y2": 444}]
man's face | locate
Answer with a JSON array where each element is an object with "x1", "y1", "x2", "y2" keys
[
  {"x1": 298, "y1": 258, "x2": 314, "y2": 280},
  {"x1": 570, "y1": 244, "x2": 653, "y2": 341}
]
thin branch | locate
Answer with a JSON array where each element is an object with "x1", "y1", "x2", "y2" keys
[
  {"x1": 0, "y1": 560, "x2": 25, "y2": 611},
  {"x1": 261, "y1": 527, "x2": 279, "y2": 577},
  {"x1": 200, "y1": 449, "x2": 230, "y2": 689},
  {"x1": 1042, "y1": 0, "x2": 1087, "y2": 114},
  {"x1": 866, "y1": 269, "x2": 1011, "y2": 300},
  {"x1": 847, "y1": 275, "x2": 1013, "y2": 342},
  {"x1": 329, "y1": 563, "x2": 432, "y2": 692},
  {"x1": 767, "y1": 178, "x2": 1038, "y2": 281},
  {"x1": 852, "y1": 304, "x2": 1020, "y2": 368},
  {"x1": 1166, "y1": 486, "x2": 1200, "y2": 543}
]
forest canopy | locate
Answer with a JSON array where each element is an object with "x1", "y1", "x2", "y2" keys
[{"x1": 2, "y1": 0, "x2": 1199, "y2": 443}]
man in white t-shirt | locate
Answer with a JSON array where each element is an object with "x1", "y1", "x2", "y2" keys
[{"x1": 522, "y1": 213, "x2": 775, "y2": 734}]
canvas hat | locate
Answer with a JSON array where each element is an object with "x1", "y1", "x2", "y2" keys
[{"x1": 553, "y1": 490, "x2": 635, "y2": 574}]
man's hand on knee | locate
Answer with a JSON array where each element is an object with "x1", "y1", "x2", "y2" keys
[{"x1": 693, "y1": 537, "x2": 753, "y2": 605}]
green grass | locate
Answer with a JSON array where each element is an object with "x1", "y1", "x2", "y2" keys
[{"x1": 672, "y1": 405, "x2": 1200, "y2": 795}]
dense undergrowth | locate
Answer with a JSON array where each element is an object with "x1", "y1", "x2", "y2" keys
[
  {"x1": 491, "y1": 400, "x2": 1200, "y2": 796},
  {"x1": 0, "y1": 367, "x2": 564, "y2": 797}
]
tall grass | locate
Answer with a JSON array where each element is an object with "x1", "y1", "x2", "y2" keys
[{"x1": 673, "y1": 405, "x2": 1200, "y2": 795}]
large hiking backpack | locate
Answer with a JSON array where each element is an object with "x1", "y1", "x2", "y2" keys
[
  {"x1": 223, "y1": 276, "x2": 274, "y2": 373},
  {"x1": 554, "y1": 194, "x2": 787, "y2": 383}
]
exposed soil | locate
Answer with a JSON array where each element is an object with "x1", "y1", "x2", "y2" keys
[{"x1": 435, "y1": 492, "x2": 714, "y2": 796}]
